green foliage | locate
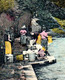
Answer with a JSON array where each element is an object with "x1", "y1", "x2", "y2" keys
[
  {"x1": 52, "y1": 28, "x2": 65, "y2": 34},
  {"x1": 52, "y1": 17, "x2": 65, "y2": 34},
  {"x1": 16, "y1": 0, "x2": 44, "y2": 16},
  {"x1": 50, "y1": 0, "x2": 65, "y2": 8},
  {"x1": 0, "y1": 0, "x2": 15, "y2": 12},
  {"x1": 54, "y1": 17, "x2": 65, "y2": 31}
]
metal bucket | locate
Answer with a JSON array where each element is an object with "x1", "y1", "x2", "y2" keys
[
  {"x1": 5, "y1": 54, "x2": 13, "y2": 63},
  {"x1": 20, "y1": 35, "x2": 27, "y2": 45},
  {"x1": 16, "y1": 54, "x2": 23, "y2": 61},
  {"x1": 28, "y1": 52, "x2": 35, "y2": 61}
]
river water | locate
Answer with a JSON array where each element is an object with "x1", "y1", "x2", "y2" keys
[{"x1": 34, "y1": 38, "x2": 65, "y2": 80}]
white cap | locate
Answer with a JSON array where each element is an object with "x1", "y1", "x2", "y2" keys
[{"x1": 22, "y1": 25, "x2": 26, "y2": 29}]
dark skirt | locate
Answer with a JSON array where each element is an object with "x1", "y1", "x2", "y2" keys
[{"x1": 41, "y1": 38, "x2": 48, "y2": 50}]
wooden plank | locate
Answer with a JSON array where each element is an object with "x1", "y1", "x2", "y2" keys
[
  {"x1": 29, "y1": 56, "x2": 56, "y2": 65},
  {"x1": 23, "y1": 56, "x2": 56, "y2": 80},
  {"x1": 24, "y1": 65, "x2": 38, "y2": 80}
]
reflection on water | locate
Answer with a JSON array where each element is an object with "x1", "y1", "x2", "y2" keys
[{"x1": 34, "y1": 38, "x2": 65, "y2": 80}]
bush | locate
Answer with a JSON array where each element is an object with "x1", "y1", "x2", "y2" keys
[
  {"x1": 54, "y1": 17, "x2": 65, "y2": 27},
  {"x1": 0, "y1": 0, "x2": 15, "y2": 12},
  {"x1": 52, "y1": 17, "x2": 65, "y2": 34},
  {"x1": 52, "y1": 28, "x2": 65, "y2": 34}
]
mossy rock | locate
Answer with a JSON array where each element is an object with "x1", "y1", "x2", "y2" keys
[
  {"x1": 52, "y1": 17, "x2": 65, "y2": 34},
  {"x1": 52, "y1": 28, "x2": 65, "y2": 34},
  {"x1": 54, "y1": 17, "x2": 65, "y2": 27}
]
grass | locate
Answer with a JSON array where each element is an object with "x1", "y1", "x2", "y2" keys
[{"x1": 52, "y1": 17, "x2": 65, "y2": 34}]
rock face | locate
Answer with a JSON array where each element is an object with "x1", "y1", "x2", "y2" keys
[
  {"x1": 0, "y1": 12, "x2": 15, "y2": 42},
  {"x1": 0, "y1": 0, "x2": 65, "y2": 39},
  {"x1": 18, "y1": 12, "x2": 32, "y2": 32},
  {"x1": 31, "y1": 18, "x2": 41, "y2": 33},
  {"x1": 44, "y1": 1, "x2": 65, "y2": 19},
  {"x1": 0, "y1": 13, "x2": 14, "y2": 34},
  {"x1": 14, "y1": 11, "x2": 32, "y2": 37},
  {"x1": 0, "y1": 11, "x2": 32, "y2": 38},
  {"x1": 16, "y1": 0, "x2": 65, "y2": 30}
]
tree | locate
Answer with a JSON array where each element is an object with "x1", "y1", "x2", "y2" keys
[
  {"x1": 50, "y1": 0, "x2": 65, "y2": 8},
  {"x1": 0, "y1": 0, "x2": 15, "y2": 12}
]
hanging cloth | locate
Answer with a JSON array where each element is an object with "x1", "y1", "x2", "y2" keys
[{"x1": 5, "y1": 41, "x2": 12, "y2": 54}]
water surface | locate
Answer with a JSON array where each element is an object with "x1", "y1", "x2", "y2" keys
[{"x1": 34, "y1": 38, "x2": 65, "y2": 80}]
